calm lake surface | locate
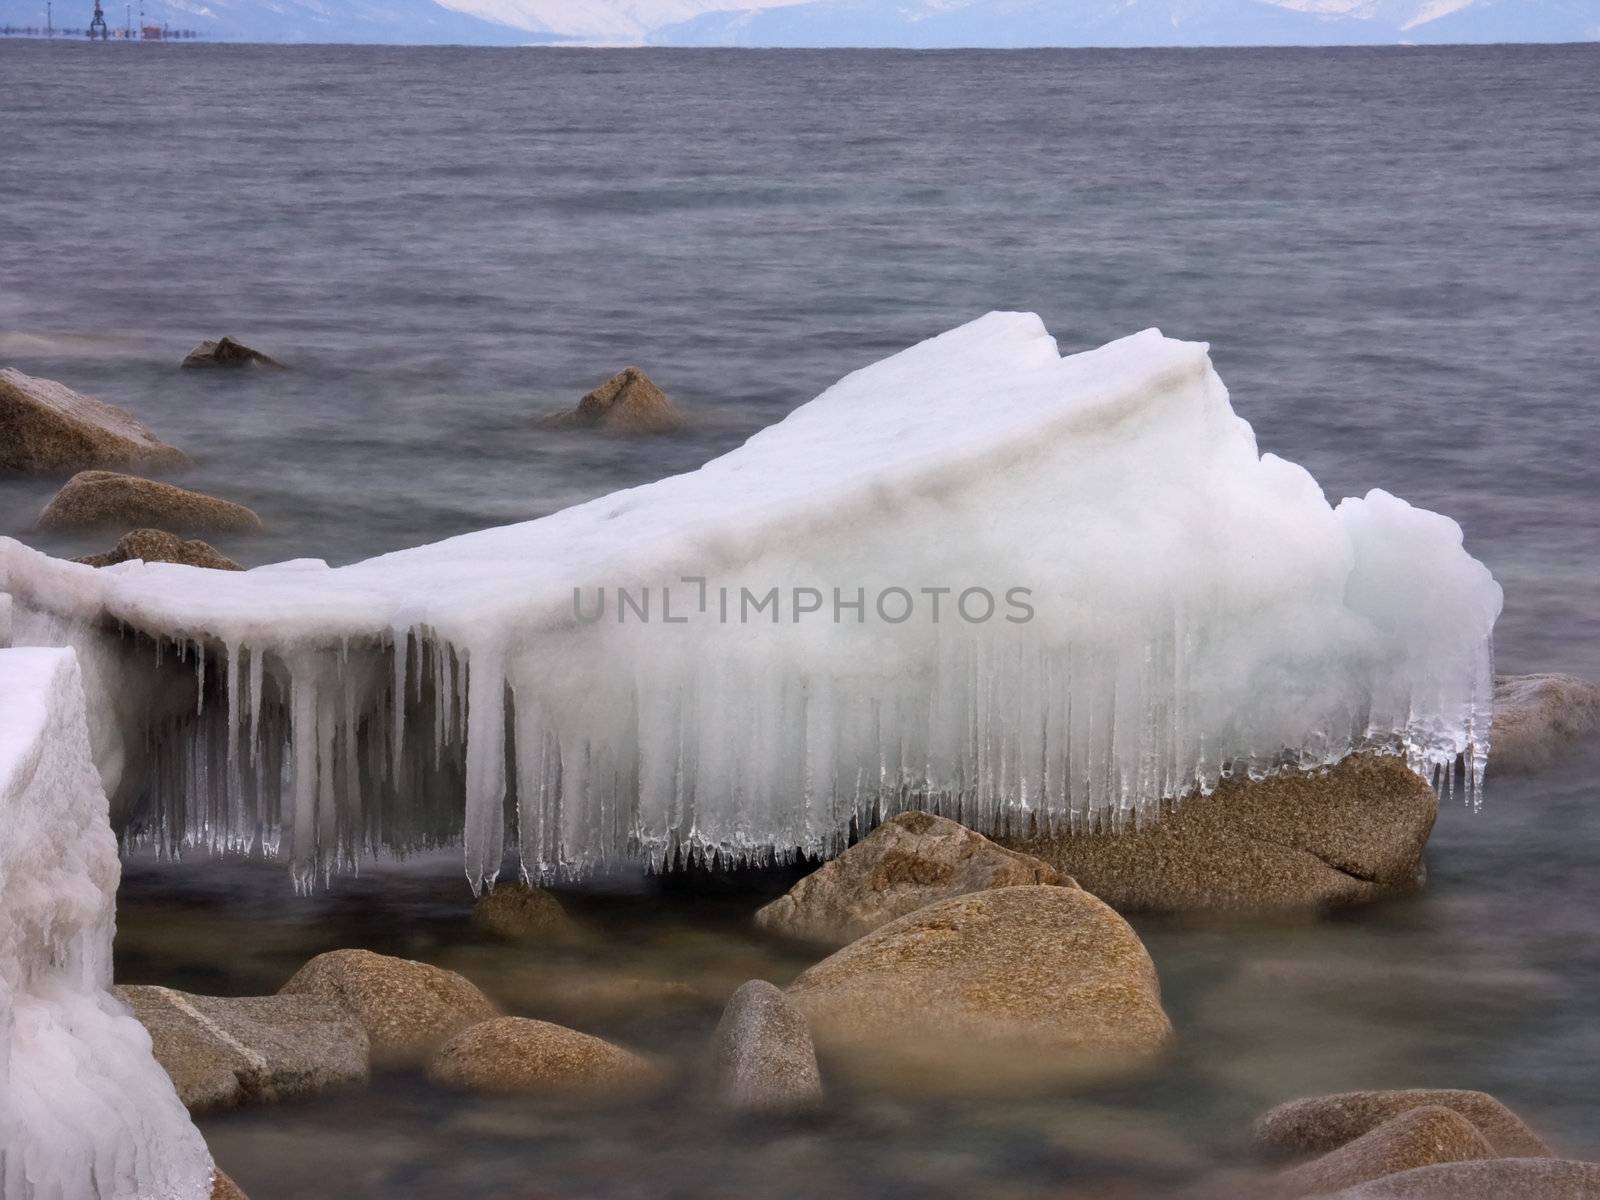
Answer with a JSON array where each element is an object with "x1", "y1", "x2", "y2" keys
[{"x1": 2, "y1": 40, "x2": 1598, "y2": 1199}]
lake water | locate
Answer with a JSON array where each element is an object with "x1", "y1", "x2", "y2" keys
[{"x1": 3, "y1": 39, "x2": 1599, "y2": 1200}]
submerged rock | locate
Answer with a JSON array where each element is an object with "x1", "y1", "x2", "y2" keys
[
  {"x1": 1001, "y1": 754, "x2": 1437, "y2": 913},
  {"x1": 755, "y1": 810, "x2": 1073, "y2": 946},
  {"x1": 115, "y1": 985, "x2": 368, "y2": 1113},
  {"x1": 38, "y1": 470, "x2": 264, "y2": 535},
  {"x1": 181, "y1": 336, "x2": 284, "y2": 370},
  {"x1": 1253, "y1": 1088, "x2": 1553, "y2": 1160},
  {"x1": 0, "y1": 366, "x2": 191, "y2": 474},
  {"x1": 1279, "y1": 1106, "x2": 1495, "y2": 1196},
  {"x1": 75, "y1": 528, "x2": 243, "y2": 571},
  {"x1": 1490, "y1": 673, "x2": 1600, "y2": 773},
  {"x1": 711, "y1": 980, "x2": 823, "y2": 1114},
  {"x1": 1322, "y1": 1157, "x2": 1600, "y2": 1199},
  {"x1": 786, "y1": 885, "x2": 1172, "y2": 1092},
  {"x1": 427, "y1": 1016, "x2": 658, "y2": 1097},
  {"x1": 541, "y1": 367, "x2": 686, "y2": 434},
  {"x1": 470, "y1": 883, "x2": 579, "y2": 943},
  {"x1": 278, "y1": 949, "x2": 498, "y2": 1066}
]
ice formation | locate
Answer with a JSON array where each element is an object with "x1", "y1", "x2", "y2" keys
[
  {"x1": 0, "y1": 646, "x2": 213, "y2": 1200},
  {"x1": 0, "y1": 314, "x2": 1502, "y2": 890}
]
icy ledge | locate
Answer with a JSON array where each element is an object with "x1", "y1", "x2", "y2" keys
[
  {"x1": 0, "y1": 647, "x2": 212, "y2": 1199},
  {"x1": 0, "y1": 314, "x2": 1501, "y2": 890}
]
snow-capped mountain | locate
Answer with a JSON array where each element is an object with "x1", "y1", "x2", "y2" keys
[{"x1": 649, "y1": 0, "x2": 1600, "y2": 46}]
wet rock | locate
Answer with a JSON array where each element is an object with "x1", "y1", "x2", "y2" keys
[
  {"x1": 1253, "y1": 1088, "x2": 1553, "y2": 1160},
  {"x1": 1001, "y1": 754, "x2": 1437, "y2": 913},
  {"x1": 427, "y1": 1016, "x2": 658, "y2": 1097},
  {"x1": 471, "y1": 883, "x2": 579, "y2": 942},
  {"x1": 1490, "y1": 673, "x2": 1600, "y2": 773},
  {"x1": 114, "y1": 984, "x2": 368, "y2": 1113},
  {"x1": 75, "y1": 528, "x2": 243, "y2": 571},
  {"x1": 786, "y1": 885, "x2": 1172, "y2": 1092},
  {"x1": 181, "y1": 336, "x2": 284, "y2": 369},
  {"x1": 541, "y1": 367, "x2": 686, "y2": 434},
  {"x1": 711, "y1": 980, "x2": 823, "y2": 1113},
  {"x1": 1279, "y1": 1106, "x2": 1494, "y2": 1196},
  {"x1": 278, "y1": 949, "x2": 498, "y2": 1066},
  {"x1": 0, "y1": 366, "x2": 191, "y2": 474},
  {"x1": 211, "y1": 1169, "x2": 249, "y2": 1200},
  {"x1": 38, "y1": 470, "x2": 264, "y2": 536},
  {"x1": 755, "y1": 810, "x2": 1073, "y2": 946},
  {"x1": 1321, "y1": 1157, "x2": 1600, "y2": 1199}
]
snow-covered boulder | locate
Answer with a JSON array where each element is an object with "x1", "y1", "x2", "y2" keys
[
  {"x1": 0, "y1": 314, "x2": 1503, "y2": 890},
  {"x1": 0, "y1": 646, "x2": 212, "y2": 1200},
  {"x1": 0, "y1": 367, "x2": 191, "y2": 474}
]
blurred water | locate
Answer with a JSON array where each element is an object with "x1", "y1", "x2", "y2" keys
[
  {"x1": 4, "y1": 40, "x2": 1600, "y2": 1200},
  {"x1": 1, "y1": 41, "x2": 1597, "y2": 676}
]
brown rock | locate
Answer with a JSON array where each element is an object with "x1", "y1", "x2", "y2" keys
[
  {"x1": 517, "y1": 971, "x2": 709, "y2": 1026},
  {"x1": 1280, "y1": 1106, "x2": 1495, "y2": 1196},
  {"x1": 115, "y1": 984, "x2": 368, "y2": 1113},
  {"x1": 1491, "y1": 673, "x2": 1600, "y2": 774},
  {"x1": 75, "y1": 528, "x2": 243, "y2": 570},
  {"x1": 0, "y1": 367, "x2": 190, "y2": 474},
  {"x1": 786, "y1": 885, "x2": 1172, "y2": 1093},
  {"x1": 278, "y1": 949, "x2": 498, "y2": 1066},
  {"x1": 1002, "y1": 754, "x2": 1438, "y2": 913},
  {"x1": 711, "y1": 980, "x2": 823, "y2": 1113},
  {"x1": 1321, "y1": 1157, "x2": 1600, "y2": 1199},
  {"x1": 542, "y1": 367, "x2": 686, "y2": 434},
  {"x1": 427, "y1": 1016, "x2": 658, "y2": 1097},
  {"x1": 471, "y1": 883, "x2": 579, "y2": 943},
  {"x1": 211, "y1": 1169, "x2": 249, "y2": 1200},
  {"x1": 1253, "y1": 1088, "x2": 1553, "y2": 1160},
  {"x1": 756, "y1": 810, "x2": 1073, "y2": 945},
  {"x1": 37, "y1": 470, "x2": 264, "y2": 535},
  {"x1": 181, "y1": 336, "x2": 284, "y2": 370}
]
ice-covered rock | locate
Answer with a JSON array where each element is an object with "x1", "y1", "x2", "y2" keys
[
  {"x1": 38, "y1": 471, "x2": 264, "y2": 535},
  {"x1": 0, "y1": 367, "x2": 191, "y2": 474},
  {"x1": 0, "y1": 646, "x2": 212, "y2": 1200},
  {"x1": 0, "y1": 314, "x2": 1502, "y2": 890}
]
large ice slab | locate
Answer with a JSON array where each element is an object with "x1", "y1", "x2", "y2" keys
[
  {"x1": 0, "y1": 314, "x2": 1502, "y2": 889},
  {"x1": 0, "y1": 647, "x2": 212, "y2": 1200}
]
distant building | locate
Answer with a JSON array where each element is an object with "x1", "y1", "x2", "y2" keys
[{"x1": 140, "y1": 22, "x2": 160, "y2": 37}]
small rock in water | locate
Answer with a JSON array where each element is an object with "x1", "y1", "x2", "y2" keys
[
  {"x1": 278, "y1": 949, "x2": 498, "y2": 1066},
  {"x1": 1001, "y1": 754, "x2": 1438, "y2": 913},
  {"x1": 1253, "y1": 1088, "x2": 1554, "y2": 1160},
  {"x1": 755, "y1": 810, "x2": 1073, "y2": 946},
  {"x1": 711, "y1": 980, "x2": 823, "y2": 1114},
  {"x1": 1320, "y1": 1157, "x2": 1600, "y2": 1199},
  {"x1": 786, "y1": 885, "x2": 1172, "y2": 1093},
  {"x1": 75, "y1": 528, "x2": 243, "y2": 571},
  {"x1": 1490, "y1": 673, "x2": 1600, "y2": 773},
  {"x1": 541, "y1": 367, "x2": 686, "y2": 434},
  {"x1": 1279, "y1": 1106, "x2": 1495, "y2": 1196},
  {"x1": 211, "y1": 1169, "x2": 249, "y2": 1200},
  {"x1": 180, "y1": 336, "x2": 285, "y2": 370},
  {"x1": 114, "y1": 985, "x2": 369, "y2": 1113},
  {"x1": 0, "y1": 366, "x2": 191, "y2": 473},
  {"x1": 427, "y1": 1016, "x2": 658, "y2": 1098},
  {"x1": 37, "y1": 470, "x2": 265, "y2": 535},
  {"x1": 470, "y1": 883, "x2": 579, "y2": 943}
]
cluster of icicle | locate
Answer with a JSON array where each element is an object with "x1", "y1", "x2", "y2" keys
[{"x1": 0, "y1": 314, "x2": 1502, "y2": 893}]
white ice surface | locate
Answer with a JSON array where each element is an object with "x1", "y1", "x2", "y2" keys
[
  {"x1": 0, "y1": 646, "x2": 212, "y2": 1200},
  {"x1": 0, "y1": 313, "x2": 1502, "y2": 889}
]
